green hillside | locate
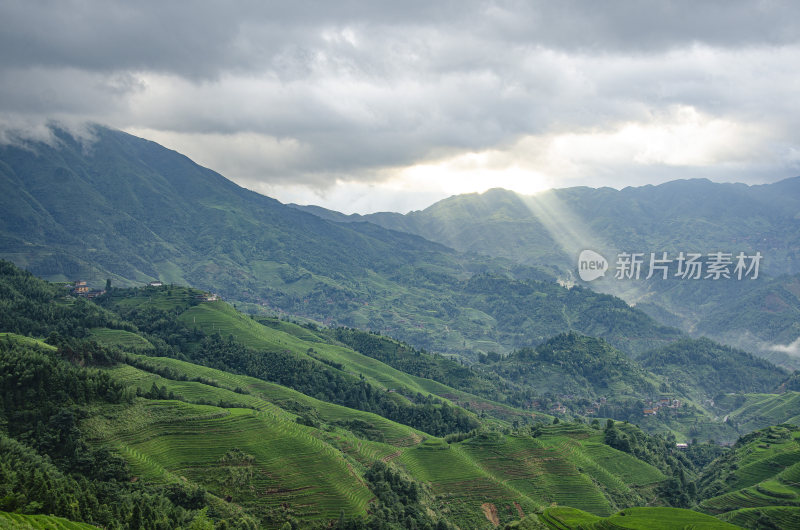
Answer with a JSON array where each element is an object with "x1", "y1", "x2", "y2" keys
[
  {"x1": 640, "y1": 338, "x2": 788, "y2": 403},
  {"x1": 718, "y1": 393, "x2": 800, "y2": 435},
  {"x1": 101, "y1": 283, "x2": 752, "y2": 444},
  {"x1": 0, "y1": 512, "x2": 99, "y2": 529},
  {"x1": 0, "y1": 125, "x2": 682, "y2": 360},
  {"x1": 537, "y1": 505, "x2": 740, "y2": 529},
  {"x1": 2, "y1": 258, "x2": 789, "y2": 445},
  {"x1": 697, "y1": 424, "x2": 800, "y2": 528},
  {"x1": 1, "y1": 255, "x2": 733, "y2": 528},
  {"x1": 301, "y1": 182, "x2": 800, "y2": 367},
  {"x1": 488, "y1": 333, "x2": 657, "y2": 399},
  {"x1": 100, "y1": 284, "x2": 536, "y2": 431}
]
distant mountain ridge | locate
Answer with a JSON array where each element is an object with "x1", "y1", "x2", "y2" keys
[
  {"x1": 293, "y1": 178, "x2": 800, "y2": 366},
  {"x1": 0, "y1": 124, "x2": 681, "y2": 358},
  {"x1": 294, "y1": 177, "x2": 800, "y2": 276}
]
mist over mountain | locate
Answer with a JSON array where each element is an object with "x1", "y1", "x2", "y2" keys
[
  {"x1": 294, "y1": 179, "x2": 800, "y2": 367},
  {"x1": 0, "y1": 124, "x2": 683, "y2": 359}
]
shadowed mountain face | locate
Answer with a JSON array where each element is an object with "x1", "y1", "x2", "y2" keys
[
  {"x1": 0, "y1": 125, "x2": 680, "y2": 358},
  {"x1": 294, "y1": 179, "x2": 800, "y2": 367},
  {"x1": 0, "y1": 126, "x2": 457, "y2": 285},
  {"x1": 295, "y1": 180, "x2": 800, "y2": 276}
]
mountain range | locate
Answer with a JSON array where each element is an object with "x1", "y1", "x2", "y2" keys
[
  {"x1": 0, "y1": 125, "x2": 687, "y2": 360},
  {"x1": 294, "y1": 179, "x2": 800, "y2": 367},
  {"x1": 4, "y1": 124, "x2": 800, "y2": 527}
]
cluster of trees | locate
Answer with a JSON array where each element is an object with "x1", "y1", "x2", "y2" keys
[
  {"x1": 0, "y1": 433, "x2": 205, "y2": 529},
  {"x1": 112, "y1": 304, "x2": 204, "y2": 355},
  {"x1": 189, "y1": 333, "x2": 478, "y2": 437},
  {"x1": 602, "y1": 420, "x2": 698, "y2": 507},
  {"x1": 333, "y1": 461, "x2": 452, "y2": 529},
  {"x1": 509, "y1": 332, "x2": 652, "y2": 392},
  {"x1": 0, "y1": 337, "x2": 132, "y2": 456},
  {"x1": 641, "y1": 337, "x2": 787, "y2": 397},
  {"x1": 101, "y1": 291, "x2": 481, "y2": 437},
  {"x1": 480, "y1": 333, "x2": 654, "y2": 407},
  {"x1": 329, "y1": 327, "x2": 520, "y2": 405},
  {"x1": 0, "y1": 335, "x2": 256, "y2": 529},
  {"x1": 0, "y1": 260, "x2": 132, "y2": 338},
  {"x1": 696, "y1": 424, "x2": 796, "y2": 501}
]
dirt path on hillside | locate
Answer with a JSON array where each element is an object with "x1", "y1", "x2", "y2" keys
[{"x1": 481, "y1": 503, "x2": 499, "y2": 526}]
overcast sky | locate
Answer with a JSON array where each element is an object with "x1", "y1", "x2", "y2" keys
[{"x1": 2, "y1": 1, "x2": 800, "y2": 213}]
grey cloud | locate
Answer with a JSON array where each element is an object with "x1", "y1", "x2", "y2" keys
[
  {"x1": 2, "y1": 0, "x2": 800, "y2": 200},
  {"x1": 0, "y1": 67, "x2": 145, "y2": 115},
  {"x1": 3, "y1": 1, "x2": 800, "y2": 79}
]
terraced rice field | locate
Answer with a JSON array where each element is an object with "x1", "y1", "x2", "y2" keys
[
  {"x1": 0, "y1": 511, "x2": 98, "y2": 529},
  {"x1": 111, "y1": 355, "x2": 427, "y2": 447},
  {"x1": 700, "y1": 433, "x2": 800, "y2": 517},
  {"x1": 399, "y1": 437, "x2": 539, "y2": 528},
  {"x1": 90, "y1": 354, "x2": 674, "y2": 528},
  {"x1": 84, "y1": 399, "x2": 373, "y2": 521},
  {"x1": 539, "y1": 506, "x2": 601, "y2": 528},
  {"x1": 717, "y1": 506, "x2": 800, "y2": 528},
  {"x1": 728, "y1": 393, "x2": 800, "y2": 432},
  {"x1": 540, "y1": 506, "x2": 740, "y2": 529},
  {"x1": 112, "y1": 288, "x2": 201, "y2": 312},
  {"x1": 725, "y1": 447, "x2": 800, "y2": 491},
  {"x1": 459, "y1": 434, "x2": 613, "y2": 516},
  {"x1": 393, "y1": 427, "x2": 668, "y2": 528},
  {"x1": 101, "y1": 351, "x2": 674, "y2": 529},
  {"x1": 702, "y1": 485, "x2": 800, "y2": 512},
  {"x1": 579, "y1": 442, "x2": 666, "y2": 486},
  {"x1": 88, "y1": 327, "x2": 154, "y2": 350},
  {"x1": 0, "y1": 332, "x2": 55, "y2": 350}
]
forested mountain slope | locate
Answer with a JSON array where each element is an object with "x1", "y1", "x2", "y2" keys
[
  {"x1": 0, "y1": 125, "x2": 681, "y2": 359},
  {"x1": 0, "y1": 258, "x2": 723, "y2": 528},
  {"x1": 295, "y1": 180, "x2": 800, "y2": 367}
]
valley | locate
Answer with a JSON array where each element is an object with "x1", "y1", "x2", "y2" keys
[{"x1": 1, "y1": 127, "x2": 800, "y2": 529}]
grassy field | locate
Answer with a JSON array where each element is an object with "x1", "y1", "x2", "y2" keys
[
  {"x1": 726, "y1": 392, "x2": 800, "y2": 433},
  {"x1": 699, "y1": 425, "x2": 800, "y2": 527},
  {"x1": 173, "y1": 295, "x2": 534, "y2": 425},
  {"x1": 84, "y1": 399, "x2": 374, "y2": 521},
  {"x1": 539, "y1": 505, "x2": 740, "y2": 529},
  {"x1": 0, "y1": 511, "x2": 98, "y2": 529},
  {"x1": 88, "y1": 327, "x2": 154, "y2": 350},
  {"x1": 0, "y1": 332, "x2": 55, "y2": 350},
  {"x1": 91, "y1": 354, "x2": 677, "y2": 528}
]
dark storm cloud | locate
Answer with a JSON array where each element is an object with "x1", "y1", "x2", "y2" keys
[{"x1": 1, "y1": 0, "x2": 800, "y2": 204}]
